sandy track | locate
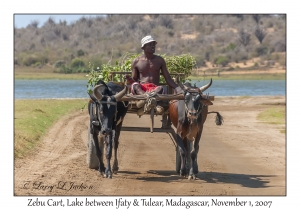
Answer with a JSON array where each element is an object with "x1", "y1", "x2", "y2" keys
[{"x1": 14, "y1": 96, "x2": 286, "y2": 196}]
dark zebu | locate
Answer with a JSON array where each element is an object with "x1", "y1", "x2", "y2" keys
[
  {"x1": 169, "y1": 78, "x2": 223, "y2": 179},
  {"x1": 87, "y1": 80, "x2": 128, "y2": 178}
]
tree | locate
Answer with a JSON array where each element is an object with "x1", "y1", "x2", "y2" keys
[
  {"x1": 238, "y1": 29, "x2": 251, "y2": 46},
  {"x1": 231, "y1": 14, "x2": 244, "y2": 20},
  {"x1": 30, "y1": 20, "x2": 39, "y2": 28},
  {"x1": 158, "y1": 15, "x2": 174, "y2": 29},
  {"x1": 252, "y1": 14, "x2": 261, "y2": 25},
  {"x1": 254, "y1": 26, "x2": 267, "y2": 44}
]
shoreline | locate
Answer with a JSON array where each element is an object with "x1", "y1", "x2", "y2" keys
[
  {"x1": 14, "y1": 95, "x2": 286, "y2": 100},
  {"x1": 14, "y1": 73, "x2": 286, "y2": 81}
]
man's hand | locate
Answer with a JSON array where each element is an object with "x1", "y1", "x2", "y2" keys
[
  {"x1": 174, "y1": 86, "x2": 184, "y2": 94},
  {"x1": 124, "y1": 74, "x2": 135, "y2": 85}
]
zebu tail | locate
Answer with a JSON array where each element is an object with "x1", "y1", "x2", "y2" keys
[{"x1": 208, "y1": 111, "x2": 224, "y2": 126}]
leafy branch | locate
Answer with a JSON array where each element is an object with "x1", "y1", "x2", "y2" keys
[{"x1": 86, "y1": 53, "x2": 197, "y2": 93}]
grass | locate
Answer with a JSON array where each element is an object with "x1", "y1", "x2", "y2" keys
[
  {"x1": 15, "y1": 66, "x2": 285, "y2": 81},
  {"x1": 14, "y1": 99, "x2": 88, "y2": 159},
  {"x1": 15, "y1": 72, "x2": 88, "y2": 80},
  {"x1": 14, "y1": 66, "x2": 88, "y2": 80},
  {"x1": 257, "y1": 106, "x2": 286, "y2": 133}
]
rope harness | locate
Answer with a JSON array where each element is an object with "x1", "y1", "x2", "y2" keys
[
  {"x1": 92, "y1": 96, "x2": 119, "y2": 127},
  {"x1": 144, "y1": 91, "x2": 158, "y2": 113}
]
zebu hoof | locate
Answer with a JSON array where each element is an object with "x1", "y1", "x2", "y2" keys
[
  {"x1": 188, "y1": 175, "x2": 196, "y2": 180},
  {"x1": 103, "y1": 174, "x2": 112, "y2": 179},
  {"x1": 112, "y1": 167, "x2": 119, "y2": 174},
  {"x1": 103, "y1": 172, "x2": 112, "y2": 178},
  {"x1": 180, "y1": 170, "x2": 188, "y2": 177}
]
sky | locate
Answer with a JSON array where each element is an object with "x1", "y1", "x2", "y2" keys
[{"x1": 14, "y1": 14, "x2": 105, "y2": 28}]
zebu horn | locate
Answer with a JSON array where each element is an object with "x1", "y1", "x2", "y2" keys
[
  {"x1": 176, "y1": 77, "x2": 187, "y2": 91},
  {"x1": 114, "y1": 86, "x2": 128, "y2": 101},
  {"x1": 93, "y1": 84, "x2": 104, "y2": 100},
  {"x1": 199, "y1": 78, "x2": 212, "y2": 93}
]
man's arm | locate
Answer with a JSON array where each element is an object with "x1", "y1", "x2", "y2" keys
[
  {"x1": 160, "y1": 58, "x2": 177, "y2": 89},
  {"x1": 131, "y1": 58, "x2": 139, "y2": 82},
  {"x1": 160, "y1": 57, "x2": 184, "y2": 94}
]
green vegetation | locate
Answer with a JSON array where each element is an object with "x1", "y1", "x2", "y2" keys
[
  {"x1": 188, "y1": 73, "x2": 285, "y2": 80},
  {"x1": 86, "y1": 53, "x2": 196, "y2": 94},
  {"x1": 14, "y1": 66, "x2": 87, "y2": 80},
  {"x1": 257, "y1": 106, "x2": 286, "y2": 133},
  {"x1": 214, "y1": 56, "x2": 229, "y2": 67},
  {"x1": 14, "y1": 99, "x2": 87, "y2": 158}
]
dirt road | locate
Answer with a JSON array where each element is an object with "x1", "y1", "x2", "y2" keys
[{"x1": 14, "y1": 96, "x2": 286, "y2": 196}]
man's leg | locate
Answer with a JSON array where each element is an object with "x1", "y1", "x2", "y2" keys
[
  {"x1": 133, "y1": 84, "x2": 145, "y2": 95},
  {"x1": 132, "y1": 84, "x2": 146, "y2": 116},
  {"x1": 154, "y1": 86, "x2": 163, "y2": 94}
]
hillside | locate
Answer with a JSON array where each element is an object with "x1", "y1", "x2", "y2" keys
[{"x1": 14, "y1": 14, "x2": 286, "y2": 75}]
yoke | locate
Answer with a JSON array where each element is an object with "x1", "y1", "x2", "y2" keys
[{"x1": 107, "y1": 71, "x2": 214, "y2": 135}]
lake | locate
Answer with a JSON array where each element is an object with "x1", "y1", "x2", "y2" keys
[{"x1": 14, "y1": 79, "x2": 286, "y2": 99}]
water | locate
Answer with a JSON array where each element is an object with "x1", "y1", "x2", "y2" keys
[
  {"x1": 14, "y1": 79, "x2": 286, "y2": 99},
  {"x1": 14, "y1": 80, "x2": 89, "y2": 99},
  {"x1": 192, "y1": 79, "x2": 286, "y2": 96}
]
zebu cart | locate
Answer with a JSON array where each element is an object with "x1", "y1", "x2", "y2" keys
[{"x1": 87, "y1": 71, "x2": 215, "y2": 173}]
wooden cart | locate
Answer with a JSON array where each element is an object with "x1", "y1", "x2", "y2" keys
[{"x1": 87, "y1": 71, "x2": 214, "y2": 172}]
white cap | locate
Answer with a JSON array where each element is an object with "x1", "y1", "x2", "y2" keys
[{"x1": 141, "y1": 35, "x2": 157, "y2": 48}]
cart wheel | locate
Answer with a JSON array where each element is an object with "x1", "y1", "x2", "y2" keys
[
  {"x1": 176, "y1": 145, "x2": 181, "y2": 174},
  {"x1": 87, "y1": 125, "x2": 99, "y2": 169},
  {"x1": 150, "y1": 108, "x2": 154, "y2": 133}
]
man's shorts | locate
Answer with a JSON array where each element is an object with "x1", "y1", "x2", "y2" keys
[{"x1": 131, "y1": 82, "x2": 165, "y2": 94}]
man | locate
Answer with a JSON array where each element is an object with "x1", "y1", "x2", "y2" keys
[
  {"x1": 130, "y1": 35, "x2": 182, "y2": 94},
  {"x1": 125, "y1": 35, "x2": 183, "y2": 115}
]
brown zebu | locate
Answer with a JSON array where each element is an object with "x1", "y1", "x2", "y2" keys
[{"x1": 169, "y1": 78, "x2": 223, "y2": 179}]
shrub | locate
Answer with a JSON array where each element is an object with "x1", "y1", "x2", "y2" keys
[
  {"x1": 195, "y1": 56, "x2": 206, "y2": 67},
  {"x1": 53, "y1": 60, "x2": 65, "y2": 68},
  {"x1": 77, "y1": 49, "x2": 85, "y2": 57},
  {"x1": 32, "y1": 62, "x2": 42, "y2": 67},
  {"x1": 256, "y1": 45, "x2": 268, "y2": 56},
  {"x1": 21, "y1": 55, "x2": 48, "y2": 66},
  {"x1": 225, "y1": 43, "x2": 236, "y2": 51},
  {"x1": 22, "y1": 56, "x2": 38, "y2": 66},
  {"x1": 158, "y1": 15, "x2": 174, "y2": 29},
  {"x1": 215, "y1": 56, "x2": 229, "y2": 67},
  {"x1": 59, "y1": 66, "x2": 73, "y2": 74},
  {"x1": 266, "y1": 60, "x2": 276, "y2": 66},
  {"x1": 273, "y1": 40, "x2": 286, "y2": 52},
  {"x1": 70, "y1": 58, "x2": 85, "y2": 69}
]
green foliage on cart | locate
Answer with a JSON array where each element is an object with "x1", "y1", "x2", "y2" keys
[{"x1": 86, "y1": 53, "x2": 196, "y2": 94}]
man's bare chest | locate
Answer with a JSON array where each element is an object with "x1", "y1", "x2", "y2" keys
[{"x1": 136, "y1": 59, "x2": 161, "y2": 72}]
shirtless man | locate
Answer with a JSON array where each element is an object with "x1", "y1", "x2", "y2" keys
[{"x1": 129, "y1": 35, "x2": 183, "y2": 95}]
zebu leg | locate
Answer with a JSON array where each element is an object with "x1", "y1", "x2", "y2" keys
[
  {"x1": 188, "y1": 132, "x2": 201, "y2": 180},
  {"x1": 92, "y1": 131, "x2": 105, "y2": 175},
  {"x1": 175, "y1": 133, "x2": 188, "y2": 177},
  {"x1": 112, "y1": 122, "x2": 123, "y2": 173},
  {"x1": 104, "y1": 130, "x2": 115, "y2": 178}
]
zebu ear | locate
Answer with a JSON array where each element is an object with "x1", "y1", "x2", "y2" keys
[{"x1": 200, "y1": 98, "x2": 213, "y2": 106}]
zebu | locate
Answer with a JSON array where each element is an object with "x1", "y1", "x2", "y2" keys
[
  {"x1": 87, "y1": 80, "x2": 128, "y2": 178},
  {"x1": 169, "y1": 79, "x2": 223, "y2": 179}
]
